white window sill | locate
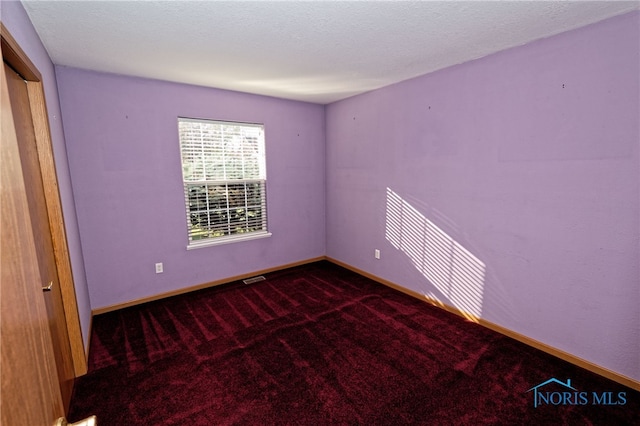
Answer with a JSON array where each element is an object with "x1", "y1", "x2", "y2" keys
[{"x1": 186, "y1": 231, "x2": 272, "y2": 250}]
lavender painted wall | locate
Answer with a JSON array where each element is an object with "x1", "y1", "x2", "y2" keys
[
  {"x1": 56, "y1": 68, "x2": 326, "y2": 310},
  {"x1": 326, "y1": 11, "x2": 640, "y2": 382},
  {"x1": 1, "y1": 1, "x2": 92, "y2": 348}
]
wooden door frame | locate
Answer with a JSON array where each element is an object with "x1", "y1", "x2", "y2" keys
[{"x1": 1, "y1": 23, "x2": 87, "y2": 376}]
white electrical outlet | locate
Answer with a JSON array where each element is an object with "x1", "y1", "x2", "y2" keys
[
  {"x1": 155, "y1": 262, "x2": 163, "y2": 273},
  {"x1": 374, "y1": 249, "x2": 381, "y2": 259}
]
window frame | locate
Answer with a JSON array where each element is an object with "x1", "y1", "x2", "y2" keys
[{"x1": 177, "y1": 117, "x2": 271, "y2": 249}]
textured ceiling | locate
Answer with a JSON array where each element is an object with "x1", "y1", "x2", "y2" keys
[{"x1": 22, "y1": 1, "x2": 639, "y2": 104}]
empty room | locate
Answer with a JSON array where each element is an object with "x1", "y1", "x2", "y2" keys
[{"x1": 1, "y1": 1, "x2": 638, "y2": 425}]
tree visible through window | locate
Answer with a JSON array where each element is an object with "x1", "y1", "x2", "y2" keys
[{"x1": 178, "y1": 118, "x2": 268, "y2": 247}]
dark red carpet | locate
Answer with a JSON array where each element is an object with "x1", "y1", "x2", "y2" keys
[{"x1": 69, "y1": 261, "x2": 639, "y2": 425}]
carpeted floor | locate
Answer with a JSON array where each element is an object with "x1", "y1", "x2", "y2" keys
[{"x1": 68, "y1": 261, "x2": 639, "y2": 425}]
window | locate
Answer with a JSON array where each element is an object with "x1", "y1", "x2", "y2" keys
[{"x1": 178, "y1": 118, "x2": 269, "y2": 248}]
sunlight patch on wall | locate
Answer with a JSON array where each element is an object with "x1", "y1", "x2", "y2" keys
[{"x1": 385, "y1": 188, "x2": 486, "y2": 319}]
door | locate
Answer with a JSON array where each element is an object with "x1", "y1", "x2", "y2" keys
[
  {"x1": 1, "y1": 22, "x2": 87, "y2": 423},
  {"x1": 1, "y1": 24, "x2": 87, "y2": 382},
  {"x1": 1, "y1": 59, "x2": 65, "y2": 426},
  {"x1": 4, "y1": 59, "x2": 76, "y2": 408}
]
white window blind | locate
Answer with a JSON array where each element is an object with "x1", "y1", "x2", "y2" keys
[{"x1": 178, "y1": 118, "x2": 268, "y2": 247}]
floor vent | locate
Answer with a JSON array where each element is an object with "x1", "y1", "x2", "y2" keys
[{"x1": 243, "y1": 276, "x2": 266, "y2": 285}]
